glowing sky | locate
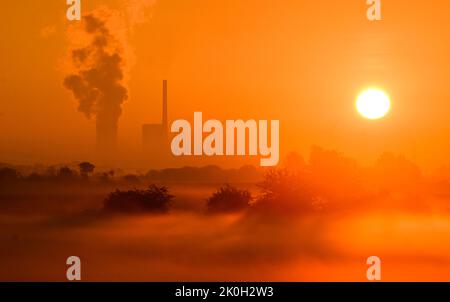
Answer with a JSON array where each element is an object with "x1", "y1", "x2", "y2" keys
[{"x1": 1, "y1": 0, "x2": 450, "y2": 170}]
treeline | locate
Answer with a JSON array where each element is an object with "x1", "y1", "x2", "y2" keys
[
  {"x1": 102, "y1": 146, "x2": 450, "y2": 215},
  {"x1": 0, "y1": 162, "x2": 107, "y2": 184},
  {"x1": 3, "y1": 145, "x2": 450, "y2": 214},
  {"x1": 0, "y1": 164, "x2": 263, "y2": 186}
]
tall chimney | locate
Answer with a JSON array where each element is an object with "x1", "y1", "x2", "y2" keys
[{"x1": 162, "y1": 80, "x2": 168, "y2": 136}]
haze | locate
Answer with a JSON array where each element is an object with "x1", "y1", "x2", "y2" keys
[{"x1": 1, "y1": 0, "x2": 450, "y2": 170}]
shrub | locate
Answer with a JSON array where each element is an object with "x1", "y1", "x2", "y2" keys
[
  {"x1": 207, "y1": 185, "x2": 252, "y2": 214},
  {"x1": 56, "y1": 167, "x2": 78, "y2": 181},
  {"x1": 255, "y1": 169, "x2": 315, "y2": 213},
  {"x1": 78, "y1": 162, "x2": 95, "y2": 178},
  {"x1": 103, "y1": 185, "x2": 173, "y2": 214},
  {"x1": 0, "y1": 168, "x2": 21, "y2": 183}
]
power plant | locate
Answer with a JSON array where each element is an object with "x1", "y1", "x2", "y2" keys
[{"x1": 142, "y1": 80, "x2": 170, "y2": 167}]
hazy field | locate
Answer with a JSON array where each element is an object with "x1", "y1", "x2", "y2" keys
[{"x1": 1, "y1": 182, "x2": 450, "y2": 281}]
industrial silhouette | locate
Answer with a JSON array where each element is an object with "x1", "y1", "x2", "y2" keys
[{"x1": 142, "y1": 80, "x2": 170, "y2": 167}]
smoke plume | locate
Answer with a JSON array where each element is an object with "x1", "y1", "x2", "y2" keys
[{"x1": 63, "y1": 1, "x2": 154, "y2": 153}]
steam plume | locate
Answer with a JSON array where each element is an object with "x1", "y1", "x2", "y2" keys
[{"x1": 63, "y1": 1, "x2": 154, "y2": 153}]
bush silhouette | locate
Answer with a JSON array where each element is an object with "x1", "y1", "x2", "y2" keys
[
  {"x1": 207, "y1": 185, "x2": 252, "y2": 214},
  {"x1": 255, "y1": 169, "x2": 315, "y2": 213},
  {"x1": 103, "y1": 185, "x2": 173, "y2": 214},
  {"x1": 0, "y1": 167, "x2": 21, "y2": 183},
  {"x1": 78, "y1": 162, "x2": 95, "y2": 178},
  {"x1": 56, "y1": 167, "x2": 78, "y2": 181}
]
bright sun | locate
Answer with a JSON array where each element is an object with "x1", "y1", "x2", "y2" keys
[{"x1": 356, "y1": 89, "x2": 391, "y2": 120}]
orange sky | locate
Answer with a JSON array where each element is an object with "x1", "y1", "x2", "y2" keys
[{"x1": 1, "y1": 0, "x2": 450, "y2": 170}]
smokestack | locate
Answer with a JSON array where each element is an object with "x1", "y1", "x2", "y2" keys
[{"x1": 162, "y1": 80, "x2": 168, "y2": 136}]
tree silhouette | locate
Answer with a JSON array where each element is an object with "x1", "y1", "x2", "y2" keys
[
  {"x1": 255, "y1": 169, "x2": 315, "y2": 213},
  {"x1": 103, "y1": 185, "x2": 173, "y2": 214},
  {"x1": 78, "y1": 162, "x2": 95, "y2": 178},
  {"x1": 56, "y1": 167, "x2": 77, "y2": 181},
  {"x1": 207, "y1": 185, "x2": 252, "y2": 214},
  {"x1": 0, "y1": 167, "x2": 21, "y2": 183}
]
